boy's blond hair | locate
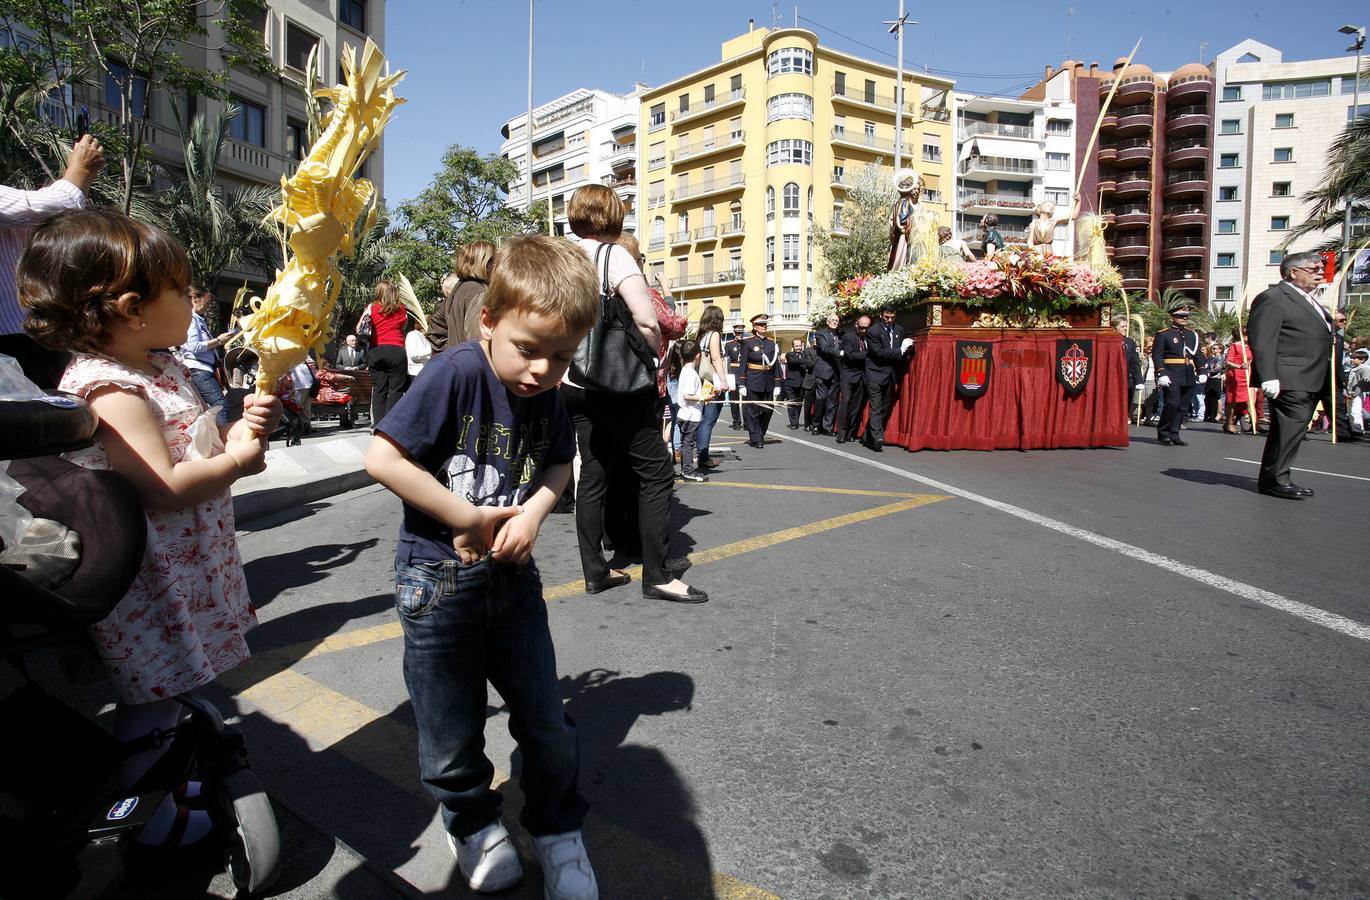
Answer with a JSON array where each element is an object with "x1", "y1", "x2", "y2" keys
[{"x1": 484, "y1": 236, "x2": 598, "y2": 336}]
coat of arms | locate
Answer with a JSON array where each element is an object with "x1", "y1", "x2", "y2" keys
[
  {"x1": 955, "y1": 341, "x2": 992, "y2": 398},
  {"x1": 1055, "y1": 339, "x2": 1093, "y2": 396}
]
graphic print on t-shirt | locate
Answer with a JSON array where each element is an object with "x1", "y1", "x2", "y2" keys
[{"x1": 437, "y1": 413, "x2": 556, "y2": 508}]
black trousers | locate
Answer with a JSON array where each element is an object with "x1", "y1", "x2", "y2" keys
[
  {"x1": 864, "y1": 376, "x2": 894, "y2": 445},
  {"x1": 726, "y1": 387, "x2": 741, "y2": 426},
  {"x1": 802, "y1": 385, "x2": 816, "y2": 428},
  {"x1": 813, "y1": 376, "x2": 838, "y2": 432},
  {"x1": 562, "y1": 386, "x2": 673, "y2": 587},
  {"x1": 1260, "y1": 389, "x2": 1318, "y2": 486},
  {"x1": 835, "y1": 373, "x2": 866, "y2": 439},
  {"x1": 744, "y1": 394, "x2": 773, "y2": 445},
  {"x1": 783, "y1": 384, "x2": 803, "y2": 427},
  {"x1": 1157, "y1": 380, "x2": 1196, "y2": 442},
  {"x1": 367, "y1": 344, "x2": 408, "y2": 426}
]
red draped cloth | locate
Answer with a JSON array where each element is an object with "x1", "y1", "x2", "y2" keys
[{"x1": 883, "y1": 330, "x2": 1129, "y2": 451}]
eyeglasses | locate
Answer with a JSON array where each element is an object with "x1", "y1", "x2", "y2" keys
[{"x1": 1294, "y1": 266, "x2": 1322, "y2": 274}]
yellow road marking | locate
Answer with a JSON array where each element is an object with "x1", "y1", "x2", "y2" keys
[{"x1": 700, "y1": 480, "x2": 926, "y2": 499}]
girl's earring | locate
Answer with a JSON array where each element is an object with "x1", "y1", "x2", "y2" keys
[{"x1": 139, "y1": 320, "x2": 148, "y2": 329}]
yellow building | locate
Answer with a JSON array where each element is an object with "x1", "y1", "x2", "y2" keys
[{"x1": 638, "y1": 26, "x2": 955, "y2": 339}]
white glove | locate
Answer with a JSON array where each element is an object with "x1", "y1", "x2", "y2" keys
[
  {"x1": 739, "y1": 386, "x2": 747, "y2": 398},
  {"x1": 1198, "y1": 375, "x2": 1208, "y2": 385},
  {"x1": 773, "y1": 387, "x2": 781, "y2": 399},
  {"x1": 1262, "y1": 379, "x2": 1280, "y2": 399},
  {"x1": 900, "y1": 338, "x2": 913, "y2": 354},
  {"x1": 1157, "y1": 375, "x2": 1171, "y2": 388}
]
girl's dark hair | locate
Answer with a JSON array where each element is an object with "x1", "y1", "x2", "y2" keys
[
  {"x1": 695, "y1": 304, "x2": 724, "y2": 338},
  {"x1": 19, "y1": 208, "x2": 191, "y2": 353},
  {"x1": 374, "y1": 277, "x2": 401, "y2": 315},
  {"x1": 666, "y1": 342, "x2": 685, "y2": 379},
  {"x1": 981, "y1": 213, "x2": 999, "y2": 228}
]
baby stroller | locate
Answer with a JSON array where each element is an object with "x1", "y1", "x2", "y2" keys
[
  {"x1": 269, "y1": 373, "x2": 307, "y2": 447},
  {"x1": 308, "y1": 368, "x2": 358, "y2": 430},
  {"x1": 0, "y1": 388, "x2": 280, "y2": 897}
]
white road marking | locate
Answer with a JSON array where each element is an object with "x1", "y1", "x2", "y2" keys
[
  {"x1": 784, "y1": 435, "x2": 1370, "y2": 643},
  {"x1": 1224, "y1": 458, "x2": 1370, "y2": 483}
]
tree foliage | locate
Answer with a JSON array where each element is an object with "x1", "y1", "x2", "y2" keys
[
  {"x1": 812, "y1": 162, "x2": 895, "y2": 287},
  {"x1": 388, "y1": 145, "x2": 547, "y2": 303}
]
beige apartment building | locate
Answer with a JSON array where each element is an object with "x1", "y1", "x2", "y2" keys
[{"x1": 638, "y1": 26, "x2": 954, "y2": 338}]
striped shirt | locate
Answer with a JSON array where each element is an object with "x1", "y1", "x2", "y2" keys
[
  {"x1": 0, "y1": 179, "x2": 87, "y2": 335},
  {"x1": 181, "y1": 312, "x2": 216, "y2": 372}
]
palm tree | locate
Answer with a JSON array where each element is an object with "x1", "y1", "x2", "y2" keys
[{"x1": 163, "y1": 105, "x2": 279, "y2": 328}]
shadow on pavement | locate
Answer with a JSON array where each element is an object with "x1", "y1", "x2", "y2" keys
[
  {"x1": 1161, "y1": 467, "x2": 1261, "y2": 493},
  {"x1": 242, "y1": 539, "x2": 380, "y2": 608}
]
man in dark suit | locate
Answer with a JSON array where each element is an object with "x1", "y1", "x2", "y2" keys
[
  {"x1": 862, "y1": 303, "x2": 909, "y2": 451},
  {"x1": 782, "y1": 338, "x2": 810, "y2": 429},
  {"x1": 1113, "y1": 315, "x2": 1142, "y2": 424},
  {"x1": 1151, "y1": 301, "x2": 1205, "y2": 446},
  {"x1": 812, "y1": 313, "x2": 841, "y2": 435},
  {"x1": 739, "y1": 314, "x2": 781, "y2": 448},
  {"x1": 723, "y1": 322, "x2": 746, "y2": 428},
  {"x1": 335, "y1": 333, "x2": 367, "y2": 370},
  {"x1": 1249, "y1": 251, "x2": 1341, "y2": 499},
  {"x1": 834, "y1": 315, "x2": 870, "y2": 444}
]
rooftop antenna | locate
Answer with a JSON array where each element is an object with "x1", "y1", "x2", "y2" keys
[
  {"x1": 1065, "y1": 7, "x2": 1076, "y2": 59},
  {"x1": 772, "y1": 2, "x2": 781, "y2": 28},
  {"x1": 1199, "y1": 41, "x2": 1209, "y2": 65}
]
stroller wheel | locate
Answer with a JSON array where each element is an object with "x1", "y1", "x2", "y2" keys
[{"x1": 219, "y1": 769, "x2": 280, "y2": 896}]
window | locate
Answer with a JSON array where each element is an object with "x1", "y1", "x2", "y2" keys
[
  {"x1": 1219, "y1": 152, "x2": 1240, "y2": 168},
  {"x1": 766, "y1": 288, "x2": 775, "y2": 315},
  {"x1": 730, "y1": 201, "x2": 742, "y2": 230},
  {"x1": 834, "y1": 71, "x2": 846, "y2": 96},
  {"x1": 1270, "y1": 216, "x2": 1289, "y2": 231},
  {"x1": 1263, "y1": 78, "x2": 1331, "y2": 100},
  {"x1": 677, "y1": 257, "x2": 688, "y2": 280},
  {"x1": 1045, "y1": 151, "x2": 1069, "y2": 171},
  {"x1": 833, "y1": 164, "x2": 845, "y2": 184},
  {"x1": 1274, "y1": 112, "x2": 1294, "y2": 128},
  {"x1": 767, "y1": 93, "x2": 814, "y2": 122},
  {"x1": 1269, "y1": 249, "x2": 1284, "y2": 266},
  {"x1": 863, "y1": 79, "x2": 876, "y2": 104},
  {"x1": 650, "y1": 217, "x2": 665, "y2": 245},
  {"x1": 782, "y1": 182, "x2": 799, "y2": 216},
  {"x1": 701, "y1": 252, "x2": 714, "y2": 277},
  {"x1": 833, "y1": 201, "x2": 845, "y2": 230},
  {"x1": 703, "y1": 206, "x2": 715, "y2": 229},
  {"x1": 1216, "y1": 253, "x2": 1236, "y2": 267},
  {"x1": 806, "y1": 233, "x2": 813, "y2": 269},
  {"x1": 1273, "y1": 147, "x2": 1293, "y2": 163},
  {"x1": 676, "y1": 212, "x2": 688, "y2": 236},
  {"x1": 766, "y1": 186, "x2": 775, "y2": 219},
  {"x1": 648, "y1": 180, "x2": 665, "y2": 205},
  {"x1": 783, "y1": 234, "x2": 799, "y2": 269},
  {"x1": 1218, "y1": 185, "x2": 1238, "y2": 201},
  {"x1": 339, "y1": 0, "x2": 366, "y2": 32},
  {"x1": 1344, "y1": 74, "x2": 1370, "y2": 94},
  {"x1": 1222, "y1": 85, "x2": 1241, "y2": 101},
  {"x1": 1272, "y1": 181, "x2": 1292, "y2": 197},
  {"x1": 1047, "y1": 118, "x2": 1072, "y2": 135},
  {"x1": 807, "y1": 186, "x2": 813, "y2": 221},
  {"x1": 923, "y1": 143, "x2": 942, "y2": 163},
  {"x1": 1220, "y1": 119, "x2": 1241, "y2": 134},
  {"x1": 648, "y1": 141, "x2": 665, "y2": 169},
  {"x1": 1217, "y1": 219, "x2": 1237, "y2": 234},
  {"x1": 104, "y1": 60, "x2": 149, "y2": 117},
  {"x1": 731, "y1": 74, "x2": 742, "y2": 96},
  {"x1": 1045, "y1": 189, "x2": 1069, "y2": 207},
  {"x1": 782, "y1": 286, "x2": 799, "y2": 314},
  {"x1": 1349, "y1": 104, "x2": 1370, "y2": 122},
  {"x1": 729, "y1": 249, "x2": 741, "y2": 272},
  {"x1": 766, "y1": 139, "x2": 813, "y2": 166},
  {"x1": 767, "y1": 47, "x2": 813, "y2": 77},
  {"x1": 1215, "y1": 286, "x2": 1234, "y2": 301},
  {"x1": 766, "y1": 236, "x2": 775, "y2": 270},
  {"x1": 649, "y1": 103, "x2": 665, "y2": 130},
  {"x1": 704, "y1": 84, "x2": 715, "y2": 104},
  {"x1": 229, "y1": 97, "x2": 266, "y2": 147},
  {"x1": 286, "y1": 119, "x2": 307, "y2": 159},
  {"x1": 863, "y1": 121, "x2": 875, "y2": 141},
  {"x1": 833, "y1": 114, "x2": 846, "y2": 136},
  {"x1": 285, "y1": 21, "x2": 318, "y2": 73},
  {"x1": 923, "y1": 188, "x2": 942, "y2": 204},
  {"x1": 678, "y1": 93, "x2": 689, "y2": 114}
]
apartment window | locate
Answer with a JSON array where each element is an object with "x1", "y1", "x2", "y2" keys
[
  {"x1": 1270, "y1": 216, "x2": 1290, "y2": 231},
  {"x1": 678, "y1": 93, "x2": 690, "y2": 114},
  {"x1": 832, "y1": 164, "x2": 845, "y2": 184},
  {"x1": 104, "y1": 60, "x2": 149, "y2": 117},
  {"x1": 833, "y1": 201, "x2": 845, "y2": 230},
  {"x1": 649, "y1": 103, "x2": 665, "y2": 129},
  {"x1": 767, "y1": 47, "x2": 813, "y2": 77},
  {"x1": 729, "y1": 249, "x2": 741, "y2": 272},
  {"x1": 226, "y1": 97, "x2": 265, "y2": 147},
  {"x1": 1273, "y1": 147, "x2": 1293, "y2": 163},
  {"x1": 285, "y1": 21, "x2": 318, "y2": 73},
  {"x1": 766, "y1": 139, "x2": 813, "y2": 166},
  {"x1": 1045, "y1": 152, "x2": 1069, "y2": 171},
  {"x1": 923, "y1": 143, "x2": 942, "y2": 163},
  {"x1": 650, "y1": 217, "x2": 665, "y2": 245},
  {"x1": 766, "y1": 236, "x2": 775, "y2": 271},
  {"x1": 1269, "y1": 249, "x2": 1284, "y2": 265},
  {"x1": 782, "y1": 182, "x2": 800, "y2": 216},
  {"x1": 1045, "y1": 189, "x2": 1069, "y2": 207},
  {"x1": 731, "y1": 74, "x2": 742, "y2": 96},
  {"x1": 767, "y1": 93, "x2": 814, "y2": 122},
  {"x1": 1272, "y1": 181, "x2": 1292, "y2": 197},
  {"x1": 806, "y1": 233, "x2": 813, "y2": 270},
  {"x1": 730, "y1": 201, "x2": 742, "y2": 230},
  {"x1": 648, "y1": 180, "x2": 664, "y2": 204},
  {"x1": 863, "y1": 79, "x2": 876, "y2": 104},
  {"x1": 1219, "y1": 152, "x2": 1240, "y2": 168},
  {"x1": 1263, "y1": 78, "x2": 1330, "y2": 100},
  {"x1": 703, "y1": 206, "x2": 715, "y2": 229},
  {"x1": 1215, "y1": 286, "x2": 1234, "y2": 301},
  {"x1": 1222, "y1": 85, "x2": 1241, "y2": 101},
  {"x1": 1349, "y1": 104, "x2": 1370, "y2": 122},
  {"x1": 924, "y1": 188, "x2": 942, "y2": 204},
  {"x1": 286, "y1": 119, "x2": 307, "y2": 159},
  {"x1": 704, "y1": 84, "x2": 715, "y2": 104},
  {"x1": 1218, "y1": 185, "x2": 1238, "y2": 201},
  {"x1": 1216, "y1": 253, "x2": 1236, "y2": 267},
  {"x1": 807, "y1": 186, "x2": 813, "y2": 221},
  {"x1": 783, "y1": 234, "x2": 799, "y2": 269},
  {"x1": 677, "y1": 257, "x2": 689, "y2": 280},
  {"x1": 566, "y1": 163, "x2": 585, "y2": 181},
  {"x1": 1274, "y1": 112, "x2": 1294, "y2": 128},
  {"x1": 339, "y1": 0, "x2": 366, "y2": 32},
  {"x1": 833, "y1": 114, "x2": 846, "y2": 136},
  {"x1": 1220, "y1": 119, "x2": 1241, "y2": 134},
  {"x1": 1046, "y1": 118, "x2": 1072, "y2": 135},
  {"x1": 783, "y1": 286, "x2": 799, "y2": 314},
  {"x1": 834, "y1": 71, "x2": 846, "y2": 95},
  {"x1": 1344, "y1": 74, "x2": 1370, "y2": 94},
  {"x1": 676, "y1": 173, "x2": 688, "y2": 193},
  {"x1": 1217, "y1": 219, "x2": 1237, "y2": 234},
  {"x1": 701, "y1": 252, "x2": 714, "y2": 277},
  {"x1": 863, "y1": 121, "x2": 875, "y2": 141},
  {"x1": 765, "y1": 288, "x2": 775, "y2": 315},
  {"x1": 766, "y1": 186, "x2": 775, "y2": 219}
]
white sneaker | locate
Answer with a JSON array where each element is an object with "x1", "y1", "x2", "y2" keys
[
  {"x1": 447, "y1": 820, "x2": 523, "y2": 893},
  {"x1": 531, "y1": 830, "x2": 598, "y2": 900}
]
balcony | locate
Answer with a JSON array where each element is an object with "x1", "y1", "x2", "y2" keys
[
  {"x1": 222, "y1": 137, "x2": 301, "y2": 182},
  {"x1": 671, "y1": 267, "x2": 746, "y2": 292},
  {"x1": 1098, "y1": 176, "x2": 1118, "y2": 195},
  {"x1": 719, "y1": 220, "x2": 745, "y2": 239},
  {"x1": 959, "y1": 192, "x2": 1037, "y2": 213},
  {"x1": 647, "y1": 236, "x2": 665, "y2": 252},
  {"x1": 646, "y1": 193, "x2": 666, "y2": 209},
  {"x1": 647, "y1": 153, "x2": 666, "y2": 172},
  {"x1": 1163, "y1": 168, "x2": 1207, "y2": 197},
  {"x1": 601, "y1": 173, "x2": 636, "y2": 194},
  {"x1": 1165, "y1": 137, "x2": 1209, "y2": 166},
  {"x1": 670, "y1": 229, "x2": 691, "y2": 247},
  {"x1": 670, "y1": 88, "x2": 746, "y2": 125},
  {"x1": 831, "y1": 171, "x2": 850, "y2": 190},
  {"x1": 693, "y1": 226, "x2": 718, "y2": 242},
  {"x1": 671, "y1": 130, "x2": 745, "y2": 164},
  {"x1": 1119, "y1": 267, "x2": 1149, "y2": 290},
  {"x1": 1109, "y1": 206, "x2": 1152, "y2": 228},
  {"x1": 966, "y1": 228, "x2": 1028, "y2": 247},
  {"x1": 959, "y1": 154, "x2": 1038, "y2": 179},
  {"x1": 1162, "y1": 205, "x2": 1206, "y2": 228},
  {"x1": 1162, "y1": 268, "x2": 1205, "y2": 291},
  {"x1": 607, "y1": 142, "x2": 637, "y2": 169},
  {"x1": 1097, "y1": 144, "x2": 1118, "y2": 164},
  {"x1": 1166, "y1": 74, "x2": 1213, "y2": 102},
  {"x1": 671, "y1": 170, "x2": 746, "y2": 202},
  {"x1": 960, "y1": 120, "x2": 1037, "y2": 141},
  {"x1": 830, "y1": 128, "x2": 915, "y2": 158},
  {"x1": 832, "y1": 81, "x2": 915, "y2": 116},
  {"x1": 921, "y1": 104, "x2": 951, "y2": 123},
  {"x1": 1113, "y1": 137, "x2": 1153, "y2": 165},
  {"x1": 1111, "y1": 74, "x2": 1158, "y2": 104},
  {"x1": 1112, "y1": 236, "x2": 1150, "y2": 260},
  {"x1": 1116, "y1": 111, "x2": 1154, "y2": 135},
  {"x1": 1165, "y1": 104, "x2": 1210, "y2": 135},
  {"x1": 766, "y1": 311, "x2": 817, "y2": 329},
  {"x1": 1162, "y1": 235, "x2": 1206, "y2": 261},
  {"x1": 1115, "y1": 171, "x2": 1153, "y2": 197}
]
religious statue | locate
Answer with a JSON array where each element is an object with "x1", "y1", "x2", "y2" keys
[
  {"x1": 1027, "y1": 193, "x2": 1080, "y2": 256},
  {"x1": 1075, "y1": 212, "x2": 1109, "y2": 270},
  {"x1": 887, "y1": 168, "x2": 937, "y2": 271}
]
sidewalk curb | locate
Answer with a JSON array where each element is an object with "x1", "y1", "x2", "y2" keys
[{"x1": 233, "y1": 469, "x2": 375, "y2": 524}]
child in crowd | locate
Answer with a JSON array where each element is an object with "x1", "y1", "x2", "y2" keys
[
  {"x1": 672, "y1": 338, "x2": 711, "y2": 483},
  {"x1": 1346, "y1": 347, "x2": 1370, "y2": 435},
  {"x1": 363, "y1": 236, "x2": 600, "y2": 899},
  {"x1": 17, "y1": 208, "x2": 281, "y2": 847}
]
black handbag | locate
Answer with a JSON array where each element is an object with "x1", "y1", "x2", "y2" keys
[{"x1": 570, "y1": 244, "x2": 658, "y2": 395}]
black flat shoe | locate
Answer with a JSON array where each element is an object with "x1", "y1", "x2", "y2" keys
[
  {"x1": 585, "y1": 573, "x2": 630, "y2": 594},
  {"x1": 1259, "y1": 483, "x2": 1304, "y2": 500},
  {"x1": 643, "y1": 583, "x2": 709, "y2": 604},
  {"x1": 1288, "y1": 483, "x2": 1314, "y2": 497}
]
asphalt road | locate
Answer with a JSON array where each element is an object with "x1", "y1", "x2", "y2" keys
[{"x1": 197, "y1": 421, "x2": 1366, "y2": 898}]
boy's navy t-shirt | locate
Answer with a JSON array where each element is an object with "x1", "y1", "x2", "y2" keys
[{"x1": 378, "y1": 341, "x2": 575, "y2": 565}]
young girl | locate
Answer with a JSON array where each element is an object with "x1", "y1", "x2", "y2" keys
[
  {"x1": 17, "y1": 209, "x2": 281, "y2": 847},
  {"x1": 672, "y1": 339, "x2": 711, "y2": 483}
]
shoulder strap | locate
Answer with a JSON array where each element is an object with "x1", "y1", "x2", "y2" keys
[{"x1": 595, "y1": 243, "x2": 613, "y2": 296}]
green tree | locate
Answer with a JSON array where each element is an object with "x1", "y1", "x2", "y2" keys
[
  {"x1": 388, "y1": 145, "x2": 547, "y2": 302},
  {"x1": 812, "y1": 162, "x2": 895, "y2": 287}
]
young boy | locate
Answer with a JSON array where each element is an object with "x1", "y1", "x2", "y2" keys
[
  {"x1": 1347, "y1": 346, "x2": 1370, "y2": 435},
  {"x1": 365, "y1": 236, "x2": 600, "y2": 899}
]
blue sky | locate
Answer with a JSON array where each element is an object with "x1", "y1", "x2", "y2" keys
[{"x1": 382, "y1": 0, "x2": 1367, "y2": 206}]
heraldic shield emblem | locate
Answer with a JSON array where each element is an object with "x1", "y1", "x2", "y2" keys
[
  {"x1": 1055, "y1": 339, "x2": 1093, "y2": 396},
  {"x1": 954, "y1": 341, "x2": 992, "y2": 398}
]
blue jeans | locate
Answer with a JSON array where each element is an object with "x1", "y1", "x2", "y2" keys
[
  {"x1": 394, "y1": 556, "x2": 587, "y2": 839},
  {"x1": 187, "y1": 367, "x2": 230, "y2": 427},
  {"x1": 695, "y1": 399, "x2": 723, "y2": 464}
]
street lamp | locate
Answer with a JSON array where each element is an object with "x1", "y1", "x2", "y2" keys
[
  {"x1": 1338, "y1": 23, "x2": 1364, "y2": 309},
  {"x1": 883, "y1": 2, "x2": 916, "y2": 171}
]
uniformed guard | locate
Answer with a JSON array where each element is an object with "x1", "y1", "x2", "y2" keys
[
  {"x1": 740, "y1": 314, "x2": 781, "y2": 448},
  {"x1": 723, "y1": 321, "x2": 746, "y2": 429},
  {"x1": 1151, "y1": 301, "x2": 1206, "y2": 446}
]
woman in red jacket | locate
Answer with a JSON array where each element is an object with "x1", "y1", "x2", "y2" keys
[{"x1": 359, "y1": 278, "x2": 408, "y2": 426}]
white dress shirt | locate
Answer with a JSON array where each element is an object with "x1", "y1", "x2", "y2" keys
[{"x1": 0, "y1": 179, "x2": 87, "y2": 335}]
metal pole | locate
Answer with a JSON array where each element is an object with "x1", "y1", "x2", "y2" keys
[
  {"x1": 1342, "y1": 30, "x2": 1363, "y2": 311},
  {"x1": 893, "y1": 0, "x2": 905, "y2": 172},
  {"x1": 525, "y1": 0, "x2": 534, "y2": 214}
]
